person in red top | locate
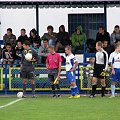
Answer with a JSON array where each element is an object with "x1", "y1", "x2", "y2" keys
[{"x1": 46, "y1": 45, "x2": 62, "y2": 97}]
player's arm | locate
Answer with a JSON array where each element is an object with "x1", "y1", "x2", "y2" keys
[
  {"x1": 104, "y1": 52, "x2": 109, "y2": 71},
  {"x1": 57, "y1": 62, "x2": 61, "y2": 78},
  {"x1": 46, "y1": 56, "x2": 49, "y2": 70},
  {"x1": 70, "y1": 61, "x2": 79, "y2": 72},
  {"x1": 109, "y1": 53, "x2": 115, "y2": 75}
]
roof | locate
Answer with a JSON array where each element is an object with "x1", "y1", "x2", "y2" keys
[{"x1": 0, "y1": 0, "x2": 120, "y2": 8}]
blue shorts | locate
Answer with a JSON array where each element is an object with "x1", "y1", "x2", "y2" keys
[
  {"x1": 66, "y1": 71, "x2": 76, "y2": 83},
  {"x1": 111, "y1": 68, "x2": 120, "y2": 82}
]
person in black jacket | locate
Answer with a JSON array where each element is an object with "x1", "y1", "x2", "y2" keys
[
  {"x1": 96, "y1": 26, "x2": 110, "y2": 45},
  {"x1": 18, "y1": 29, "x2": 29, "y2": 43},
  {"x1": 56, "y1": 25, "x2": 71, "y2": 52},
  {"x1": 29, "y1": 28, "x2": 41, "y2": 46}
]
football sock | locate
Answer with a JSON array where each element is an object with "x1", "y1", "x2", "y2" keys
[
  {"x1": 70, "y1": 86, "x2": 75, "y2": 96},
  {"x1": 74, "y1": 86, "x2": 79, "y2": 94},
  {"x1": 91, "y1": 85, "x2": 97, "y2": 96},
  {"x1": 111, "y1": 85, "x2": 115, "y2": 96},
  {"x1": 23, "y1": 84, "x2": 26, "y2": 95},
  {"x1": 51, "y1": 84, "x2": 56, "y2": 95},
  {"x1": 101, "y1": 86, "x2": 106, "y2": 96},
  {"x1": 31, "y1": 84, "x2": 35, "y2": 95},
  {"x1": 56, "y1": 84, "x2": 60, "y2": 95}
]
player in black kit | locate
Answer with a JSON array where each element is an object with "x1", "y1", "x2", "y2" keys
[
  {"x1": 90, "y1": 41, "x2": 108, "y2": 98},
  {"x1": 21, "y1": 41, "x2": 38, "y2": 98}
]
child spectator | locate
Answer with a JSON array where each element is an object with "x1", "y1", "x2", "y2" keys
[
  {"x1": 86, "y1": 58, "x2": 95, "y2": 88},
  {"x1": 2, "y1": 43, "x2": 15, "y2": 68},
  {"x1": 30, "y1": 41, "x2": 39, "y2": 54}
]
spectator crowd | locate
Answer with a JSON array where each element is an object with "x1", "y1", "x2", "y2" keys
[{"x1": 0, "y1": 24, "x2": 120, "y2": 66}]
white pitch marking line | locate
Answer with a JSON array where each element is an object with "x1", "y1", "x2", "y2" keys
[{"x1": 0, "y1": 98, "x2": 24, "y2": 109}]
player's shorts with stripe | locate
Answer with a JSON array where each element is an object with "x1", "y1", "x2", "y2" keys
[
  {"x1": 66, "y1": 71, "x2": 76, "y2": 83},
  {"x1": 111, "y1": 68, "x2": 120, "y2": 82},
  {"x1": 47, "y1": 68, "x2": 58, "y2": 82},
  {"x1": 93, "y1": 64, "x2": 105, "y2": 79},
  {"x1": 21, "y1": 66, "x2": 35, "y2": 79}
]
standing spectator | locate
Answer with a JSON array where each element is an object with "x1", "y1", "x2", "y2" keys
[
  {"x1": 110, "y1": 25, "x2": 120, "y2": 45},
  {"x1": 46, "y1": 45, "x2": 62, "y2": 97},
  {"x1": 42, "y1": 25, "x2": 57, "y2": 47},
  {"x1": 2, "y1": 43, "x2": 15, "y2": 67},
  {"x1": 71, "y1": 26, "x2": 86, "y2": 53},
  {"x1": 3, "y1": 28, "x2": 16, "y2": 49},
  {"x1": 29, "y1": 28, "x2": 41, "y2": 46},
  {"x1": 14, "y1": 41, "x2": 24, "y2": 67},
  {"x1": 56, "y1": 25, "x2": 71, "y2": 52},
  {"x1": 38, "y1": 38, "x2": 49, "y2": 64},
  {"x1": 18, "y1": 29, "x2": 29, "y2": 43},
  {"x1": 96, "y1": 26, "x2": 110, "y2": 45}
]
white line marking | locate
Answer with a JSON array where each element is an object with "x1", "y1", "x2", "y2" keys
[{"x1": 0, "y1": 98, "x2": 24, "y2": 109}]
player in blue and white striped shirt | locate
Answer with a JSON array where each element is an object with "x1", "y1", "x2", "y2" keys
[
  {"x1": 65, "y1": 46, "x2": 80, "y2": 98},
  {"x1": 109, "y1": 42, "x2": 120, "y2": 98}
]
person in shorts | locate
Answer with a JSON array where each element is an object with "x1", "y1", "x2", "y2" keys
[
  {"x1": 46, "y1": 45, "x2": 62, "y2": 97},
  {"x1": 21, "y1": 41, "x2": 38, "y2": 98}
]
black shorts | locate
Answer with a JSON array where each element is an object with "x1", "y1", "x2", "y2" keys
[
  {"x1": 93, "y1": 64, "x2": 105, "y2": 79},
  {"x1": 47, "y1": 69, "x2": 58, "y2": 82},
  {"x1": 21, "y1": 66, "x2": 35, "y2": 79}
]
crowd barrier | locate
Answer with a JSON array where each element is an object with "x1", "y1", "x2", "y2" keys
[{"x1": 0, "y1": 64, "x2": 119, "y2": 94}]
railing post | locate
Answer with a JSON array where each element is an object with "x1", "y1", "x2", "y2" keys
[{"x1": 77, "y1": 64, "x2": 80, "y2": 94}]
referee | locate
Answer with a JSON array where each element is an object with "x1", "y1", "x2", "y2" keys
[
  {"x1": 90, "y1": 41, "x2": 108, "y2": 98},
  {"x1": 46, "y1": 45, "x2": 62, "y2": 97}
]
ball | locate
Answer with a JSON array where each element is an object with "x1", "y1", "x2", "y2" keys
[
  {"x1": 17, "y1": 92, "x2": 23, "y2": 98},
  {"x1": 25, "y1": 53, "x2": 32, "y2": 61}
]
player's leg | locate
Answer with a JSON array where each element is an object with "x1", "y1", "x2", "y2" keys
[
  {"x1": 100, "y1": 79, "x2": 106, "y2": 97},
  {"x1": 66, "y1": 71, "x2": 80, "y2": 98},
  {"x1": 110, "y1": 69, "x2": 117, "y2": 98},
  {"x1": 90, "y1": 77, "x2": 97, "y2": 97},
  {"x1": 21, "y1": 70, "x2": 27, "y2": 97},
  {"x1": 48, "y1": 74, "x2": 56, "y2": 97},
  {"x1": 54, "y1": 71, "x2": 61, "y2": 97},
  {"x1": 28, "y1": 71, "x2": 35, "y2": 97}
]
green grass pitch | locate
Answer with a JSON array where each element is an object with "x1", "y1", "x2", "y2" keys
[{"x1": 0, "y1": 95, "x2": 120, "y2": 120}]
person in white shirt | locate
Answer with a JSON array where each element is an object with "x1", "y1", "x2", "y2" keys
[
  {"x1": 65, "y1": 46, "x2": 80, "y2": 99},
  {"x1": 90, "y1": 41, "x2": 108, "y2": 98},
  {"x1": 109, "y1": 42, "x2": 120, "y2": 98}
]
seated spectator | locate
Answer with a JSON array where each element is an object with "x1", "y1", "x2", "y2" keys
[
  {"x1": 30, "y1": 41, "x2": 39, "y2": 54},
  {"x1": 110, "y1": 25, "x2": 120, "y2": 45},
  {"x1": 3, "y1": 28, "x2": 16, "y2": 49},
  {"x1": 102, "y1": 40, "x2": 114, "y2": 57},
  {"x1": 56, "y1": 25, "x2": 71, "y2": 52},
  {"x1": 71, "y1": 25, "x2": 86, "y2": 53},
  {"x1": 29, "y1": 28, "x2": 41, "y2": 46},
  {"x1": 42, "y1": 25, "x2": 57, "y2": 47},
  {"x1": 18, "y1": 29, "x2": 29, "y2": 43},
  {"x1": 96, "y1": 26, "x2": 110, "y2": 45},
  {"x1": 38, "y1": 38, "x2": 49, "y2": 64},
  {"x1": 14, "y1": 41, "x2": 24, "y2": 67},
  {"x1": 2, "y1": 43, "x2": 15, "y2": 68}
]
